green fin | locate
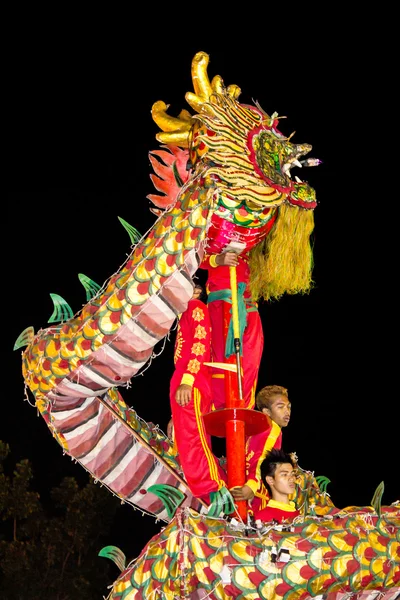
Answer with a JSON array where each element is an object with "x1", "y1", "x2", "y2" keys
[
  {"x1": 208, "y1": 487, "x2": 235, "y2": 518},
  {"x1": 13, "y1": 326, "x2": 35, "y2": 350},
  {"x1": 315, "y1": 475, "x2": 331, "y2": 493},
  {"x1": 118, "y1": 217, "x2": 142, "y2": 245},
  {"x1": 98, "y1": 545, "x2": 126, "y2": 572},
  {"x1": 371, "y1": 481, "x2": 384, "y2": 516},
  {"x1": 172, "y1": 161, "x2": 184, "y2": 188},
  {"x1": 78, "y1": 273, "x2": 101, "y2": 301},
  {"x1": 147, "y1": 484, "x2": 185, "y2": 519},
  {"x1": 48, "y1": 293, "x2": 74, "y2": 323}
]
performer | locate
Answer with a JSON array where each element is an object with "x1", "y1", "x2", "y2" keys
[
  {"x1": 200, "y1": 249, "x2": 264, "y2": 410},
  {"x1": 169, "y1": 284, "x2": 227, "y2": 502},
  {"x1": 255, "y1": 448, "x2": 300, "y2": 523},
  {"x1": 230, "y1": 385, "x2": 291, "y2": 515}
]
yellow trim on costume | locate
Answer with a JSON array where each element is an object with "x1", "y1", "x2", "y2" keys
[
  {"x1": 246, "y1": 479, "x2": 259, "y2": 494},
  {"x1": 262, "y1": 421, "x2": 281, "y2": 456},
  {"x1": 245, "y1": 420, "x2": 281, "y2": 489},
  {"x1": 181, "y1": 373, "x2": 194, "y2": 386},
  {"x1": 209, "y1": 254, "x2": 218, "y2": 268},
  {"x1": 212, "y1": 374, "x2": 224, "y2": 379},
  {"x1": 266, "y1": 499, "x2": 297, "y2": 512},
  {"x1": 248, "y1": 379, "x2": 257, "y2": 410},
  {"x1": 194, "y1": 388, "x2": 225, "y2": 487}
]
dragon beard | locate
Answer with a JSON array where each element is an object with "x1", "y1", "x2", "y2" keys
[{"x1": 249, "y1": 203, "x2": 315, "y2": 302}]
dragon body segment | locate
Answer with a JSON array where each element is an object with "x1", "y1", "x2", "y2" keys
[
  {"x1": 21, "y1": 191, "x2": 210, "y2": 405},
  {"x1": 105, "y1": 473, "x2": 400, "y2": 599},
  {"x1": 19, "y1": 191, "x2": 211, "y2": 518}
]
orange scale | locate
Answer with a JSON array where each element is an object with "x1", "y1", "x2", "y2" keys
[
  {"x1": 166, "y1": 254, "x2": 176, "y2": 267},
  {"x1": 42, "y1": 359, "x2": 52, "y2": 372},
  {"x1": 109, "y1": 311, "x2": 122, "y2": 324},
  {"x1": 51, "y1": 361, "x2": 70, "y2": 377},
  {"x1": 106, "y1": 295, "x2": 123, "y2": 311},
  {"x1": 145, "y1": 257, "x2": 157, "y2": 272},
  {"x1": 184, "y1": 227, "x2": 196, "y2": 247},
  {"x1": 137, "y1": 281, "x2": 150, "y2": 296},
  {"x1": 237, "y1": 206, "x2": 250, "y2": 216},
  {"x1": 45, "y1": 339, "x2": 61, "y2": 358},
  {"x1": 98, "y1": 314, "x2": 121, "y2": 335},
  {"x1": 82, "y1": 323, "x2": 100, "y2": 339},
  {"x1": 136, "y1": 263, "x2": 152, "y2": 282},
  {"x1": 163, "y1": 215, "x2": 173, "y2": 227},
  {"x1": 190, "y1": 227, "x2": 203, "y2": 240}
]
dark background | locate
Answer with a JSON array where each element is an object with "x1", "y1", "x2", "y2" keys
[{"x1": 5, "y1": 18, "x2": 398, "y2": 563}]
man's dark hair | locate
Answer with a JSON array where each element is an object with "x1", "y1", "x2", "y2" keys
[{"x1": 260, "y1": 448, "x2": 295, "y2": 495}]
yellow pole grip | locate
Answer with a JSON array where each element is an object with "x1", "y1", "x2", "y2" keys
[{"x1": 229, "y1": 266, "x2": 240, "y2": 339}]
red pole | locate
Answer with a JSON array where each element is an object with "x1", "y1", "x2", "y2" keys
[{"x1": 222, "y1": 278, "x2": 247, "y2": 522}]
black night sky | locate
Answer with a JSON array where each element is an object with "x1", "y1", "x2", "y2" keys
[{"x1": 5, "y1": 18, "x2": 398, "y2": 563}]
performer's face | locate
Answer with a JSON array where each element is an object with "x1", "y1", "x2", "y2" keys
[
  {"x1": 192, "y1": 286, "x2": 203, "y2": 300},
  {"x1": 266, "y1": 462, "x2": 297, "y2": 497},
  {"x1": 264, "y1": 395, "x2": 291, "y2": 428}
]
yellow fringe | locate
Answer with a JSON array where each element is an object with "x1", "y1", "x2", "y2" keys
[{"x1": 249, "y1": 203, "x2": 315, "y2": 302}]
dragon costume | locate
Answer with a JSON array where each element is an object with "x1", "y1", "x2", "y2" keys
[{"x1": 14, "y1": 52, "x2": 399, "y2": 598}]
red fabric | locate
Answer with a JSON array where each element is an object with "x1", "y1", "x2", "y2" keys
[
  {"x1": 170, "y1": 298, "x2": 226, "y2": 499},
  {"x1": 200, "y1": 254, "x2": 263, "y2": 410},
  {"x1": 255, "y1": 501, "x2": 300, "y2": 523},
  {"x1": 246, "y1": 425, "x2": 282, "y2": 515},
  {"x1": 201, "y1": 254, "x2": 252, "y2": 298}
]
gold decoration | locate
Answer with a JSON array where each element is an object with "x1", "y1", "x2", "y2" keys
[
  {"x1": 191, "y1": 342, "x2": 206, "y2": 357},
  {"x1": 192, "y1": 306, "x2": 205, "y2": 322},
  {"x1": 194, "y1": 324, "x2": 207, "y2": 339},
  {"x1": 187, "y1": 358, "x2": 201, "y2": 374}
]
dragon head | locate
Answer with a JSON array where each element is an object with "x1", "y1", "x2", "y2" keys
[
  {"x1": 151, "y1": 51, "x2": 318, "y2": 212},
  {"x1": 150, "y1": 51, "x2": 318, "y2": 301}
]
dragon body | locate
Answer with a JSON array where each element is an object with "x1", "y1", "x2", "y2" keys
[
  {"x1": 15, "y1": 52, "x2": 400, "y2": 597},
  {"x1": 106, "y1": 485, "x2": 400, "y2": 600}
]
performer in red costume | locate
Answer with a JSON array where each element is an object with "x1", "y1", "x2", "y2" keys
[
  {"x1": 200, "y1": 249, "x2": 263, "y2": 410},
  {"x1": 254, "y1": 448, "x2": 300, "y2": 523},
  {"x1": 231, "y1": 385, "x2": 291, "y2": 515},
  {"x1": 169, "y1": 284, "x2": 227, "y2": 502}
]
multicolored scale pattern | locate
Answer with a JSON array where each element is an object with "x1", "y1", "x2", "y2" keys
[
  {"x1": 22, "y1": 189, "x2": 212, "y2": 400},
  {"x1": 19, "y1": 189, "x2": 214, "y2": 520},
  {"x1": 106, "y1": 473, "x2": 400, "y2": 600}
]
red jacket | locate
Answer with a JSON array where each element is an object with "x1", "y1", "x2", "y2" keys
[
  {"x1": 245, "y1": 419, "x2": 282, "y2": 495},
  {"x1": 170, "y1": 298, "x2": 212, "y2": 395},
  {"x1": 255, "y1": 499, "x2": 300, "y2": 523}
]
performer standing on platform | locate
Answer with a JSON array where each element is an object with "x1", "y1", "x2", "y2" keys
[
  {"x1": 169, "y1": 284, "x2": 228, "y2": 504},
  {"x1": 200, "y1": 249, "x2": 264, "y2": 410}
]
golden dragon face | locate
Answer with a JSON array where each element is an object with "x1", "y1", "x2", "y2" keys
[
  {"x1": 152, "y1": 51, "x2": 318, "y2": 212},
  {"x1": 247, "y1": 111, "x2": 318, "y2": 210}
]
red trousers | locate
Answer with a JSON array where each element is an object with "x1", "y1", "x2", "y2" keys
[{"x1": 170, "y1": 377, "x2": 227, "y2": 500}]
